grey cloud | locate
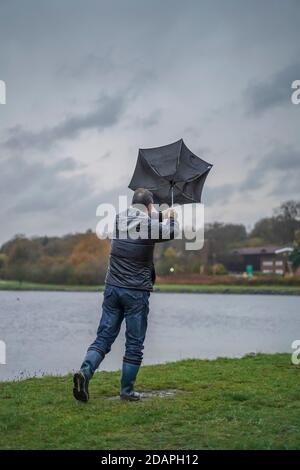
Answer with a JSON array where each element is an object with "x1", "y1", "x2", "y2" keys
[
  {"x1": 245, "y1": 62, "x2": 300, "y2": 115},
  {"x1": 0, "y1": 152, "x2": 129, "y2": 243},
  {"x1": 0, "y1": 0, "x2": 300, "y2": 242},
  {"x1": 101, "y1": 151, "x2": 111, "y2": 160},
  {"x1": 204, "y1": 184, "x2": 235, "y2": 205},
  {"x1": 241, "y1": 145, "x2": 300, "y2": 192},
  {"x1": 269, "y1": 173, "x2": 300, "y2": 197},
  {"x1": 2, "y1": 63, "x2": 157, "y2": 153},
  {"x1": 58, "y1": 51, "x2": 115, "y2": 79},
  {"x1": 198, "y1": 144, "x2": 300, "y2": 207},
  {"x1": 0, "y1": 155, "x2": 87, "y2": 214},
  {"x1": 53, "y1": 156, "x2": 80, "y2": 172},
  {"x1": 134, "y1": 109, "x2": 162, "y2": 129},
  {"x1": 0, "y1": 154, "x2": 130, "y2": 243},
  {"x1": 0, "y1": 152, "x2": 130, "y2": 215},
  {"x1": 3, "y1": 93, "x2": 128, "y2": 152}
]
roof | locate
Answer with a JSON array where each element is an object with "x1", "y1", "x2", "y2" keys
[
  {"x1": 232, "y1": 246, "x2": 293, "y2": 256},
  {"x1": 274, "y1": 247, "x2": 294, "y2": 254}
]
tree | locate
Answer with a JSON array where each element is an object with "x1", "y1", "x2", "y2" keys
[
  {"x1": 290, "y1": 245, "x2": 300, "y2": 270},
  {"x1": 294, "y1": 229, "x2": 300, "y2": 244},
  {"x1": 0, "y1": 253, "x2": 7, "y2": 270},
  {"x1": 274, "y1": 200, "x2": 300, "y2": 221},
  {"x1": 251, "y1": 200, "x2": 300, "y2": 244},
  {"x1": 205, "y1": 223, "x2": 247, "y2": 264},
  {"x1": 69, "y1": 233, "x2": 110, "y2": 284}
]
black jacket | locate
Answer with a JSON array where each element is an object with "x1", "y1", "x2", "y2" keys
[{"x1": 105, "y1": 207, "x2": 179, "y2": 291}]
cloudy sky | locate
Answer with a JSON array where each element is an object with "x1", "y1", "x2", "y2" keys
[{"x1": 0, "y1": 0, "x2": 299, "y2": 244}]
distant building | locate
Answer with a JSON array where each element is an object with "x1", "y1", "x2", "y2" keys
[{"x1": 231, "y1": 246, "x2": 293, "y2": 274}]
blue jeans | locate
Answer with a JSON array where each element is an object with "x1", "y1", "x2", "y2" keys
[{"x1": 81, "y1": 285, "x2": 150, "y2": 378}]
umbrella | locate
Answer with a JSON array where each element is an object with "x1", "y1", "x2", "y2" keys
[{"x1": 128, "y1": 138, "x2": 212, "y2": 206}]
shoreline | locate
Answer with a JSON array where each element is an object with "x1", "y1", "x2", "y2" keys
[{"x1": 0, "y1": 280, "x2": 300, "y2": 295}]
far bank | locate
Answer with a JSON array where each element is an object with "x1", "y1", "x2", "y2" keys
[{"x1": 0, "y1": 279, "x2": 300, "y2": 295}]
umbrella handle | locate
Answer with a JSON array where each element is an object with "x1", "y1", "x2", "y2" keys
[{"x1": 171, "y1": 185, "x2": 174, "y2": 207}]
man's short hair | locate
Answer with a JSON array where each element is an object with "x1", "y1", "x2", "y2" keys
[{"x1": 132, "y1": 188, "x2": 154, "y2": 207}]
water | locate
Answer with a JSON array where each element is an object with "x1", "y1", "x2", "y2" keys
[{"x1": 0, "y1": 290, "x2": 299, "y2": 381}]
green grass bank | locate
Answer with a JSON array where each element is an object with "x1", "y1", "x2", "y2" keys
[{"x1": 0, "y1": 354, "x2": 299, "y2": 450}]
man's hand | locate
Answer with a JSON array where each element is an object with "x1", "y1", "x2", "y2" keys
[{"x1": 165, "y1": 208, "x2": 177, "y2": 220}]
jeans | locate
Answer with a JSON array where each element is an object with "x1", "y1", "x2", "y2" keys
[{"x1": 81, "y1": 285, "x2": 150, "y2": 379}]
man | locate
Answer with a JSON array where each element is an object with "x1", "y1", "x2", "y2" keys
[{"x1": 73, "y1": 188, "x2": 179, "y2": 402}]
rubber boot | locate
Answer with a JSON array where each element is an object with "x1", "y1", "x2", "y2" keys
[
  {"x1": 73, "y1": 349, "x2": 104, "y2": 403},
  {"x1": 120, "y1": 361, "x2": 141, "y2": 401},
  {"x1": 80, "y1": 349, "x2": 104, "y2": 380}
]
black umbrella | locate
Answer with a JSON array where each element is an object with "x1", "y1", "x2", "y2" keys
[{"x1": 129, "y1": 139, "x2": 212, "y2": 206}]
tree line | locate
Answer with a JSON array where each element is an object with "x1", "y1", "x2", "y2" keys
[
  {"x1": 0, "y1": 231, "x2": 110, "y2": 285},
  {"x1": 0, "y1": 200, "x2": 300, "y2": 284}
]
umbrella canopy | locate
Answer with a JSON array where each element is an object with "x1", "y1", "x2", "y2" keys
[{"x1": 128, "y1": 139, "x2": 212, "y2": 205}]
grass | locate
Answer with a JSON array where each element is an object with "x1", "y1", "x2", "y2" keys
[
  {"x1": 155, "y1": 283, "x2": 300, "y2": 295},
  {"x1": 0, "y1": 280, "x2": 102, "y2": 292},
  {"x1": 1, "y1": 354, "x2": 300, "y2": 450},
  {"x1": 0, "y1": 279, "x2": 300, "y2": 295}
]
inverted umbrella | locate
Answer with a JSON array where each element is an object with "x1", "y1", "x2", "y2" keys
[{"x1": 128, "y1": 139, "x2": 212, "y2": 206}]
